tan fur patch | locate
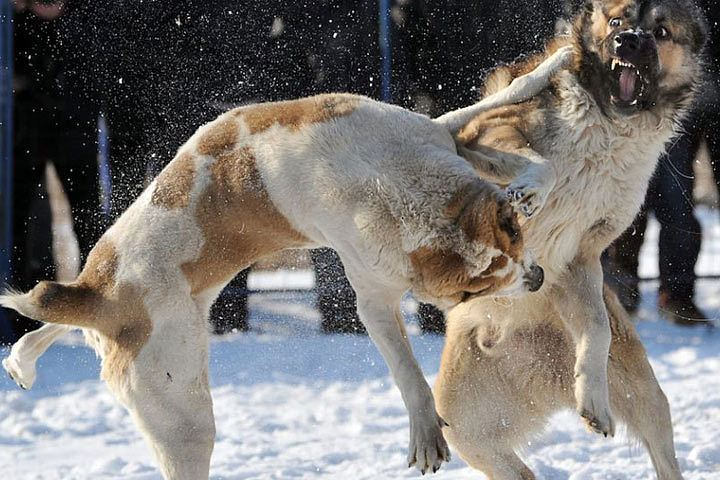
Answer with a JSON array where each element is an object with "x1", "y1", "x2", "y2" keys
[
  {"x1": 151, "y1": 151, "x2": 197, "y2": 209},
  {"x1": 182, "y1": 146, "x2": 309, "y2": 294},
  {"x1": 28, "y1": 240, "x2": 153, "y2": 387},
  {"x1": 196, "y1": 117, "x2": 239, "y2": 157},
  {"x1": 237, "y1": 94, "x2": 359, "y2": 135},
  {"x1": 409, "y1": 246, "x2": 510, "y2": 302},
  {"x1": 657, "y1": 42, "x2": 685, "y2": 77},
  {"x1": 457, "y1": 103, "x2": 538, "y2": 150},
  {"x1": 410, "y1": 247, "x2": 475, "y2": 301},
  {"x1": 446, "y1": 182, "x2": 524, "y2": 263},
  {"x1": 484, "y1": 254, "x2": 509, "y2": 275},
  {"x1": 591, "y1": 0, "x2": 637, "y2": 40},
  {"x1": 78, "y1": 240, "x2": 152, "y2": 387}
]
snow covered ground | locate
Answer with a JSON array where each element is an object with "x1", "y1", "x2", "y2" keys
[{"x1": 1, "y1": 212, "x2": 719, "y2": 480}]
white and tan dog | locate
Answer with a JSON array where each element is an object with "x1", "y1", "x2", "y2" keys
[{"x1": 0, "y1": 49, "x2": 571, "y2": 478}]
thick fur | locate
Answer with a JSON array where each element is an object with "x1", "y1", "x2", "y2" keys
[
  {"x1": 435, "y1": 0, "x2": 706, "y2": 478},
  {"x1": 0, "y1": 50, "x2": 572, "y2": 479}
]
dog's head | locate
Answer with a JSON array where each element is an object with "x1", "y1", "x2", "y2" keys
[
  {"x1": 572, "y1": 0, "x2": 706, "y2": 116},
  {"x1": 409, "y1": 182, "x2": 544, "y2": 310}
]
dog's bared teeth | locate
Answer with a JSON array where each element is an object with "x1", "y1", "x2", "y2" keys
[
  {"x1": 631, "y1": 99, "x2": 638, "y2": 105},
  {"x1": 611, "y1": 59, "x2": 638, "y2": 71}
]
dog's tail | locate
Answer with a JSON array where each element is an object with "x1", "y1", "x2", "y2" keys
[
  {"x1": 433, "y1": 46, "x2": 573, "y2": 135},
  {"x1": 0, "y1": 281, "x2": 101, "y2": 330}
]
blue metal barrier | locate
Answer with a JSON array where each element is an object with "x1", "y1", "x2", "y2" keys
[{"x1": 0, "y1": 0, "x2": 12, "y2": 342}]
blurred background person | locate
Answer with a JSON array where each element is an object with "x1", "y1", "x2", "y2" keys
[{"x1": 3, "y1": 0, "x2": 103, "y2": 342}]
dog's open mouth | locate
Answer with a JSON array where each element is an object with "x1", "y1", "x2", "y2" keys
[{"x1": 609, "y1": 58, "x2": 648, "y2": 108}]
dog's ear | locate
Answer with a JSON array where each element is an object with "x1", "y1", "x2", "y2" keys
[
  {"x1": 497, "y1": 200, "x2": 521, "y2": 245},
  {"x1": 583, "y1": 0, "x2": 607, "y2": 14}
]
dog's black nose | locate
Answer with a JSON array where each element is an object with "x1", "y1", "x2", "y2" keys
[
  {"x1": 615, "y1": 31, "x2": 640, "y2": 51},
  {"x1": 525, "y1": 264, "x2": 544, "y2": 292}
]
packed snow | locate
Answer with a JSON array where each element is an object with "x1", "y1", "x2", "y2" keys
[{"x1": 1, "y1": 212, "x2": 719, "y2": 479}]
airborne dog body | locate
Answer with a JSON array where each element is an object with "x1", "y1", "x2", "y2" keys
[
  {"x1": 436, "y1": 0, "x2": 706, "y2": 478},
  {"x1": 0, "y1": 52, "x2": 572, "y2": 478}
]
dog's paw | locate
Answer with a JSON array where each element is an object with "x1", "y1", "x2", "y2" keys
[
  {"x1": 505, "y1": 181, "x2": 548, "y2": 218},
  {"x1": 2, "y1": 354, "x2": 36, "y2": 390},
  {"x1": 407, "y1": 412, "x2": 451, "y2": 475},
  {"x1": 575, "y1": 378, "x2": 615, "y2": 438}
]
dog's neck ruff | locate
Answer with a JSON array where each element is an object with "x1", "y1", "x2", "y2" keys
[{"x1": 523, "y1": 71, "x2": 681, "y2": 280}]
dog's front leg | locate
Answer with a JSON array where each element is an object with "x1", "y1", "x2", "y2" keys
[
  {"x1": 553, "y1": 258, "x2": 616, "y2": 438},
  {"x1": 351, "y1": 282, "x2": 450, "y2": 474}
]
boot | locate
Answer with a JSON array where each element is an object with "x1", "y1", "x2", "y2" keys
[{"x1": 657, "y1": 289, "x2": 711, "y2": 327}]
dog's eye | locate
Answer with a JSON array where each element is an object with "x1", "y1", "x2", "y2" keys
[
  {"x1": 654, "y1": 26, "x2": 670, "y2": 40},
  {"x1": 608, "y1": 17, "x2": 622, "y2": 28}
]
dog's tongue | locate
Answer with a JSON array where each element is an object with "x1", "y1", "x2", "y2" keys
[{"x1": 619, "y1": 67, "x2": 637, "y2": 102}]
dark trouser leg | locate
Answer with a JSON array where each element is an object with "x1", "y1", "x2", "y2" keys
[
  {"x1": 211, "y1": 269, "x2": 250, "y2": 333},
  {"x1": 706, "y1": 99, "x2": 720, "y2": 204},
  {"x1": 310, "y1": 248, "x2": 365, "y2": 334},
  {"x1": 51, "y1": 107, "x2": 104, "y2": 264},
  {"x1": 653, "y1": 132, "x2": 702, "y2": 300},
  {"x1": 7, "y1": 95, "x2": 53, "y2": 338}
]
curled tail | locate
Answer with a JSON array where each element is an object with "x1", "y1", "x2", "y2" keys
[
  {"x1": 433, "y1": 46, "x2": 573, "y2": 135},
  {"x1": 0, "y1": 281, "x2": 101, "y2": 329}
]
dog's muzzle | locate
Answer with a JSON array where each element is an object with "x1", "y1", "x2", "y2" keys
[{"x1": 524, "y1": 264, "x2": 544, "y2": 292}]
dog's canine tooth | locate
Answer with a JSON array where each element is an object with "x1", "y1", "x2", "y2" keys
[{"x1": 630, "y1": 99, "x2": 638, "y2": 105}]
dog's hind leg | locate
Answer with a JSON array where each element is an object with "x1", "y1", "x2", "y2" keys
[
  {"x1": 112, "y1": 297, "x2": 216, "y2": 480},
  {"x1": 454, "y1": 445, "x2": 535, "y2": 480},
  {"x1": 2, "y1": 323, "x2": 73, "y2": 389},
  {"x1": 604, "y1": 287, "x2": 684, "y2": 480}
]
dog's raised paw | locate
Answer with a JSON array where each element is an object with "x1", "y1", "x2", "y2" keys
[
  {"x1": 2, "y1": 355, "x2": 35, "y2": 390},
  {"x1": 506, "y1": 184, "x2": 543, "y2": 218}
]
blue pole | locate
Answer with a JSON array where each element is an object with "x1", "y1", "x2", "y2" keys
[
  {"x1": 378, "y1": 0, "x2": 392, "y2": 102},
  {"x1": 97, "y1": 114, "x2": 111, "y2": 220},
  {"x1": 0, "y1": 0, "x2": 13, "y2": 342}
]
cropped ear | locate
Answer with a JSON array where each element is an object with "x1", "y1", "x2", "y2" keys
[
  {"x1": 497, "y1": 200, "x2": 521, "y2": 241},
  {"x1": 584, "y1": 0, "x2": 608, "y2": 14},
  {"x1": 689, "y1": 4, "x2": 709, "y2": 53}
]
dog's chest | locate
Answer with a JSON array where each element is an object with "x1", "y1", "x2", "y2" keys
[{"x1": 526, "y1": 90, "x2": 674, "y2": 274}]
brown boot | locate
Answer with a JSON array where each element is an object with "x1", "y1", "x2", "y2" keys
[{"x1": 657, "y1": 290, "x2": 711, "y2": 327}]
